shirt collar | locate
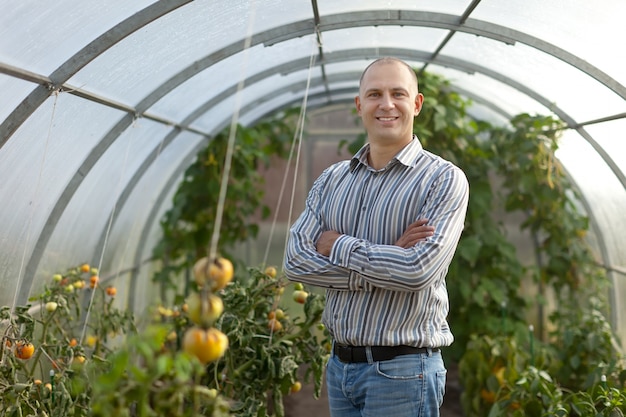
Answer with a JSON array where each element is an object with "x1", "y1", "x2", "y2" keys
[{"x1": 350, "y1": 135, "x2": 423, "y2": 172}]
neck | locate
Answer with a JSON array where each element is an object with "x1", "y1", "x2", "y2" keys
[{"x1": 367, "y1": 136, "x2": 413, "y2": 170}]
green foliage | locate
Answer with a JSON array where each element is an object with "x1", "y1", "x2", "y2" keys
[
  {"x1": 548, "y1": 298, "x2": 623, "y2": 390},
  {"x1": 460, "y1": 334, "x2": 626, "y2": 417},
  {"x1": 152, "y1": 109, "x2": 298, "y2": 294},
  {"x1": 89, "y1": 325, "x2": 232, "y2": 417}
]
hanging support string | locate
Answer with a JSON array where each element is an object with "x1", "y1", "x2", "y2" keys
[
  {"x1": 11, "y1": 89, "x2": 61, "y2": 315},
  {"x1": 263, "y1": 33, "x2": 320, "y2": 268},
  {"x1": 266, "y1": 37, "x2": 318, "y2": 344},
  {"x1": 79, "y1": 116, "x2": 139, "y2": 344},
  {"x1": 207, "y1": 0, "x2": 257, "y2": 262}
]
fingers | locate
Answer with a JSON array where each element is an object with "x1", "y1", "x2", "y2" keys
[
  {"x1": 394, "y1": 219, "x2": 435, "y2": 248},
  {"x1": 316, "y1": 230, "x2": 341, "y2": 256}
]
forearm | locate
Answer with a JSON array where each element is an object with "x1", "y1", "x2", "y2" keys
[
  {"x1": 283, "y1": 231, "x2": 358, "y2": 290},
  {"x1": 329, "y1": 224, "x2": 462, "y2": 291},
  {"x1": 329, "y1": 168, "x2": 469, "y2": 291}
]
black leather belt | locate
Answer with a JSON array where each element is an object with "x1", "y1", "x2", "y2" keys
[{"x1": 333, "y1": 344, "x2": 439, "y2": 363}]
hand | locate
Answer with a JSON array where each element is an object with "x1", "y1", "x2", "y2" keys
[
  {"x1": 316, "y1": 230, "x2": 341, "y2": 256},
  {"x1": 394, "y1": 219, "x2": 434, "y2": 248}
]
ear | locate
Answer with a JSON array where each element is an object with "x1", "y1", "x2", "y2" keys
[
  {"x1": 355, "y1": 95, "x2": 362, "y2": 115},
  {"x1": 414, "y1": 93, "x2": 424, "y2": 116}
]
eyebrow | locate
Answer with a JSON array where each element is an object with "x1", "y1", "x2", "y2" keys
[{"x1": 364, "y1": 87, "x2": 410, "y2": 94}]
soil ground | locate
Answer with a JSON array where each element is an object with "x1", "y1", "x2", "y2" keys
[{"x1": 284, "y1": 362, "x2": 465, "y2": 417}]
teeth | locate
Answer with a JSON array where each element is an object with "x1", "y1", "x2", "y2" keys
[{"x1": 378, "y1": 117, "x2": 396, "y2": 121}]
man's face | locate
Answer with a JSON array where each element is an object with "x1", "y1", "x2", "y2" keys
[{"x1": 355, "y1": 61, "x2": 423, "y2": 144}]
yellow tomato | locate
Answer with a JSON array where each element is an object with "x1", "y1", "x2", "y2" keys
[
  {"x1": 193, "y1": 256, "x2": 234, "y2": 291},
  {"x1": 72, "y1": 355, "x2": 86, "y2": 368},
  {"x1": 186, "y1": 292, "x2": 224, "y2": 326},
  {"x1": 192, "y1": 256, "x2": 210, "y2": 285},
  {"x1": 268, "y1": 309, "x2": 285, "y2": 320},
  {"x1": 182, "y1": 326, "x2": 228, "y2": 364},
  {"x1": 293, "y1": 290, "x2": 308, "y2": 304},
  {"x1": 86, "y1": 335, "x2": 98, "y2": 347},
  {"x1": 80, "y1": 264, "x2": 90, "y2": 273},
  {"x1": 264, "y1": 266, "x2": 277, "y2": 278},
  {"x1": 290, "y1": 381, "x2": 302, "y2": 393}
]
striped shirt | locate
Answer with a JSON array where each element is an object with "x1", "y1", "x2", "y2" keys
[{"x1": 284, "y1": 137, "x2": 469, "y2": 348}]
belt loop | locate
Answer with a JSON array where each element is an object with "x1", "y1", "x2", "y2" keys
[
  {"x1": 427, "y1": 347, "x2": 433, "y2": 357},
  {"x1": 365, "y1": 346, "x2": 373, "y2": 364}
]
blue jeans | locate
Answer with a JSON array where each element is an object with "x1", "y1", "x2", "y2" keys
[{"x1": 326, "y1": 348, "x2": 446, "y2": 417}]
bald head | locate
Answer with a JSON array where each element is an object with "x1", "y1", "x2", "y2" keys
[{"x1": 359, "y1": 57, "x2": 419, "y2": 92}]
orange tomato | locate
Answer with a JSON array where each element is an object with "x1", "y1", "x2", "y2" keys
[
  {"x1": 182, "y1": 326, "x2": 228, "y2": 364},
  {"x1": 267, "y1": 318, "x2": 283, "y2": 332},
  {"x1": 105, "y1": 286, "x2": 117, "y2": 296},
  {"x1": 14, "y1": 341, "x2": 35, "y2": 360},
  {"x1": 80, "y1": 264, "x2": 90, "y2": 273},
  {"x1": 480, "y1": 388, "x2": 496, "y2": 404},
  {"x1": 69, "y1": 338, "x2": 78, "y2": 347},
  {"x1": 89, "y1": 275, "x2": 99, "y2": 288}
]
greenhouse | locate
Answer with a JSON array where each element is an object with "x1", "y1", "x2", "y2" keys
[{"x1": 1, "y1": 0, "x2": 625, "y2": 416}]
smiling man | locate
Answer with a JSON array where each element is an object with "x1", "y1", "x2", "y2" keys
[{"x1": 284, "y1": 57, "x2": 470, "y2": 417}]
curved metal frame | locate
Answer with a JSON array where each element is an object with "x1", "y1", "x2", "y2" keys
[{"x1": 4, "y1": 5, "x2": 624, "y2": 305}]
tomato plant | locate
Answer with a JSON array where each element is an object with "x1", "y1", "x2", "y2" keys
[
  {"x1": 161, "y1": 266, "x2": 329, "y2": 417},
  {"x1": 0, "y1": 263, "x2": 233, "y2": 417}
]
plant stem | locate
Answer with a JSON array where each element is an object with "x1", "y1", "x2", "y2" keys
[{"x1": 28, "y1": 310, "x2": 56, "y2": 377}]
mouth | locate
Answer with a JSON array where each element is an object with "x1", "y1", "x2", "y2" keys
[{"x1": 377, "y1": 116, "x2": 398, "y2": 122}]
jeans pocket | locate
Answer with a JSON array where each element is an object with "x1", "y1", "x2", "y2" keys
[
  {"x1": 436, "y1": 369, "x2": 447, "y2": 407},
  {"x1": 375, "y1": 355, "x2": 423, "y2": 380}
]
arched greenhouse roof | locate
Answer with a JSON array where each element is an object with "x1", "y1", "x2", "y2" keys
[{"x1": 1, "y1": 0, "x2": 625, "y2": 335}]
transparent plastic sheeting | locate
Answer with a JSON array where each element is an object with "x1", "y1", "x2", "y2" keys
[
  {"x1": 556, "y1": 128, "x2": 626, "y2": 342},
  {"x1": 0, "y1": 0, "x2": 624, "y2": 331}
]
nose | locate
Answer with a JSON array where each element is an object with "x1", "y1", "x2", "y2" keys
[{"x1": 380, "y1": 92, "x2": 395, "y2": 109}]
